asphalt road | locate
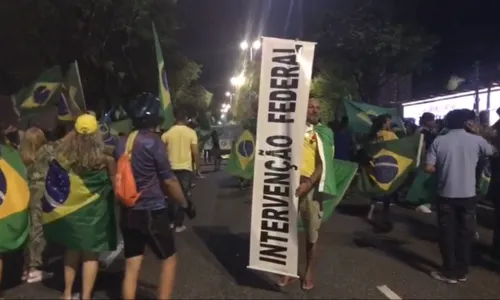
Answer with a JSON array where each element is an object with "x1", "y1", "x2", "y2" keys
[{"x1": 3, "y1": 165, "x2": 500, "y2": 299}]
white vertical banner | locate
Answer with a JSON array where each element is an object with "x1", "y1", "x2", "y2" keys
[{"x1": 248, "y1": 37, "x2": 316, "y2": 277}]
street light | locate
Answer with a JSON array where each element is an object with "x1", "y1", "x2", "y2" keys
[
  {"x1": 252, "y1": 40, "x2": 261, "y2": 50},
  {"x1": 240, "y1": 39, "x2": 261, "y2": 60},
  {"x1": 240, "y1": 41, "x2": 249, "y2": 50},
  {"x1": 230, "y1": 74, "x2": 245, "y2": 87}
]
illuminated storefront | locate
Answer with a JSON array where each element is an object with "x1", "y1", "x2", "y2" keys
[{"x1": 403, "y1": 86, "x2": 500, "y2": 124}]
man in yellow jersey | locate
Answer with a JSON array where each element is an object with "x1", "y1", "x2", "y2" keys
[
  {"x1": 278, "y1": 98, "x2": 329, "y2": 291},
  {"x1": 162, "y1": 109, "x2": 200, "y2": 232}
]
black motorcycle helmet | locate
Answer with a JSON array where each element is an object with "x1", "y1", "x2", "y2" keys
[{"x1": 128, "y1": 92, "x2": 164, "y2": 129}]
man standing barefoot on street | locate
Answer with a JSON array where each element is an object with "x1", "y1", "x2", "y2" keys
[{"x1": 278, "y1": 98, "x2": 336, "y2": 291}]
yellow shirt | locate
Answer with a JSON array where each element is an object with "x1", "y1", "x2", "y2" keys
[
  {"x1": 374, "y1": 130, "x2": 398, "y2": 143},
  {"x1": 161, "y1": 125, "x2": 198, "y2": 171},
  {"x1": 300, "y1": 131, "x2": 317, "y2": 177}
]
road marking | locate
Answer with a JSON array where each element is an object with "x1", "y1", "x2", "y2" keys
[
  {"x1": 377, "y1": 285, "x2": 402, "y2": 300},
  {"x1": 477, "y1": 203, "x2": 494, "y2": 211}
]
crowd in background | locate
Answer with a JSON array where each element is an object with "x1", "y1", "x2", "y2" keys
[
  {"x1": 3, "y1": 93, "x2": 500, "y2": 298},
  {"x1": 328, "y1": 107, "x2": 500, "y2": 284}
]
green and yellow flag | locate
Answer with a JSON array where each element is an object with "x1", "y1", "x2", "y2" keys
[
  {"x1": 42, "y1": 158, "x2": 117, "y2": 252},
  {"x1": 299, "y1": 159, "x2": 358, "y2": 231},
  {"x1": 225, "y1": 130, "x2": 255, "y2": 180},
  {"x1": 344, "y1": 99, "x2": 405, "y2": 135},
  {"x1": 0, "y1": 144, "x2": 30, "y2": 253},
  {"x1": 16, "y1": 66, "x2": 63, "y2": 109},
  {"x1": 58, "y1": 61, "x2": 85, "y2": 121},
  {"x1": 152, "y1": 23, "x2": 174, "y2": 130},
  {"x1": 358, "y1": 134, "x2": 423, "y2": 196}
]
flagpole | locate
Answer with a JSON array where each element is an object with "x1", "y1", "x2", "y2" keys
[{"x1": 74, "y1": 61, "x2": 87, "y2": 110}]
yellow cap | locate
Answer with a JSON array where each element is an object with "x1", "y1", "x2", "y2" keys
[{"x1": 75, "y1": 114, "x2": 98, "y2": 135}]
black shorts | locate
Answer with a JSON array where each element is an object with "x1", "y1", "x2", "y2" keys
[{"x1": 120, "y1": 208, "x2": 176, "y2": 260}]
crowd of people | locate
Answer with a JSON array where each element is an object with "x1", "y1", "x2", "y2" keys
[
  {"x1": 1, "y1": 92, "x2": 500, "y2": 298},
  {"x1": 330, "y1": 106, "x2": 500, "y2": 284},
  {"x1": 0, "y1": 93, "x2": 200, "y2": 299}
]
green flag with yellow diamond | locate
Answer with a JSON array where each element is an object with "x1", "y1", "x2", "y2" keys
[
  {"x1": 344, "y1": 99, "x2": 404, "y2": 135},
  {"x1": 42, "y1": 158, "x2": 117, "y2": 252},
  {"x1": 16, "y1": 66, "x2": 63, "y2": 109},
  {"x1": 0, "y1": 143, "x2": 30, "y2": 253},
  {"x1": 358, "y1": 134, "x2": 423, "y2": 196},
  {"x1": 298, "y1": 159, "x2": 358, "y2": 231},
  {"x1": 152, "y1": 23, "x2": 174, "y2": 131},
  {"x1": 225, "y1": 130, "x2": 255, "y2": 180}
]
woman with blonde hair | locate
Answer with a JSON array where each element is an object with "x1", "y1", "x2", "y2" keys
[
  {"x1": 20, "y1": 127, "x2": 54, "y2": 283},
  {"x1": 43, "y1": 114, "x2": 117, "y2": 300}
]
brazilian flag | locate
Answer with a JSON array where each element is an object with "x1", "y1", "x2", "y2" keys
[
  {"x1": 344, "y1": 99, "x2": 404, "y2": 135},
  {"x1": 42, "y1": 158, "x2": 117, "y2": 252},
  {"x1": 152, "y1": 23, "x2": 174, "y2": 131},
  {"x1": 298, "y1": 159, "x2": 358, "y2": 231},
  {"x1": 16, "y1": 66, "x2": 63, "y2": 109},
  {"x1": 0, "y1": 144, "x2": 30, "y2": 253},
  {"x1": 225, "y1": 130, "x2": 255, "y2": 179},
  {"x1": 358, "y1": 134, "x2": 423, "y2": 196}
]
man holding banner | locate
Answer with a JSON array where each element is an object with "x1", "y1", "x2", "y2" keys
[
  {"x1": 247, "y1": 35, "x2": 343, "y2": 292},
  {"x1": 277, "y1": 98, "x2": 336, "y2": 290},
  {"x1": 248, "y1": 37, "x2": 316, "y2": 283}
]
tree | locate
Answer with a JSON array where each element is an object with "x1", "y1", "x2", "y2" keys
[
  {"x1": 0, "y1": 0, "x2": 206, "y2": 113},
  {"x1": 310, "y1": 59, "x2": 359, "y2": 122},
  {"x1": 233, "y1": 60, "x2": 260, "y2": 121},
  {"x1": 175, "y1": 83, "x2": 212, "y2": 115},
  {"x1": 314, "y1": 9, "x2": 439, "y2": 106}
]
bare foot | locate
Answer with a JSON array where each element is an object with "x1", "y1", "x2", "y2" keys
[{"x1": 302, "y1": 278, "x2": 314, "y2": 291}]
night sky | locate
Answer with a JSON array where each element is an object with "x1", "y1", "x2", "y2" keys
[{"x1": 176, "y1": 0, "x2": 500, "y2": 106}]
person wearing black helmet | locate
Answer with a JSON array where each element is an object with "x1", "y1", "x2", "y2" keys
[{"x1": 114, "y1": 92, "x2": 195, "y2": 300}]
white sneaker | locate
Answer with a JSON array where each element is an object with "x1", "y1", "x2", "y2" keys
[
  {"x1": 430, "y1": 271, "x2": 457, "y2": 284},
  {"x1": 175, "y1": 225, "x2": 187, "y2": 233},
  {"x1": 416, "y1": 204, "x2": 432, "y2": 214},
  {"x1": 26, "y1": 270, "x2": 54, "y2": 283}
]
